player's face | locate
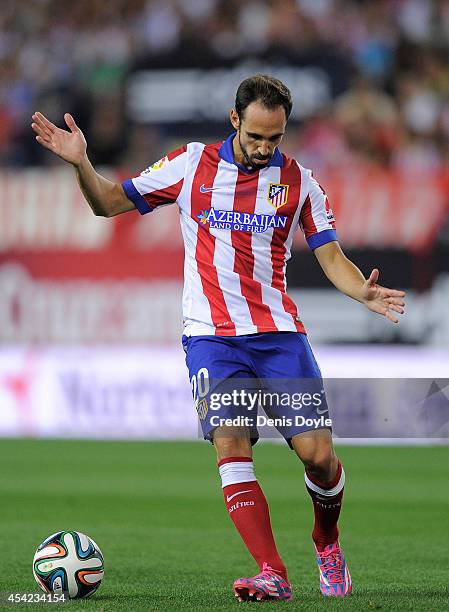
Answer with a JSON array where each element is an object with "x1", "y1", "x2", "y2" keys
[{"x1": 230, "y1": 101, "x2": 287, "y2": 169}]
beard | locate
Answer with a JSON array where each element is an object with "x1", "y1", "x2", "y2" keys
[{"x1": 239, "y1": 133, "x2": 272, "y2": 169}]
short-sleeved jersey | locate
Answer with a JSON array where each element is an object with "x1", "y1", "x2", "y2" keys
[{"x1": 122, "y1": 133, "x2": 337, "y2": 337}]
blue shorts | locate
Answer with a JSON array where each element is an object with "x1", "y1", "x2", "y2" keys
[{"x1": 182, "y1": 332, "x2": 331, "y2": 448}]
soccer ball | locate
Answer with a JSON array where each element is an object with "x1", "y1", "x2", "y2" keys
[{"x1": 32, "y1": 531, "x2": 104, "y2": 599}]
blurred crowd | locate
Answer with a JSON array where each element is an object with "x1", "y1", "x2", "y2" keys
[{"x1": 1, "y1": 0, "x2": 449, "y2": 171}]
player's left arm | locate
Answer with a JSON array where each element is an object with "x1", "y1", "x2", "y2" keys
[{"x1": 314, "y1": 241, "x2": 406, "y2": 324}]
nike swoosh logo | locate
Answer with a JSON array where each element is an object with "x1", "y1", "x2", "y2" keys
[
  {"x1": 226, "y1": 489, "x2": 253, "y2": 502},
  {"x1": 199, "y1": 184, "x2": 216, "y2": 193},
  {"x1": 316, "y1": 406, "x2": 328, "y2": 415}
]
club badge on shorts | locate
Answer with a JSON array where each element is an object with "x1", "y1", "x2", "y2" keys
[
  {"x1": 196, "y1": 398, "x2": 208, "y2": 420},
  {"x1": 267, "y1": 183, "x2": 289, "y2": 209}
]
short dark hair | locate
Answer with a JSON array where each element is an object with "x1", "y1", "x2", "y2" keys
[{"x1": 235, "y1": 74, "x2": 293, "y2": 121}]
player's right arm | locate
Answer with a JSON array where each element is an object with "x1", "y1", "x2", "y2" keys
[{"x1": 31, "y1": 112, "x2": 134, "y2": 217}]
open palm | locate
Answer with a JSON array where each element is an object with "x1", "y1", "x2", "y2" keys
[
  {"x1": 362, "y1": 269, "x2": 406, "y2": 323},
  {"x1": 31, "y1": 112, "x2": 86, "y2": 166}
]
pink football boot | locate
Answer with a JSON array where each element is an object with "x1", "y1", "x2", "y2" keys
[
  {"x1": 233, "y1": 562, "x2": 293, "y2": 602},
  {"x1": 314, "y1": 541, "x2": 352, "y2": 597}
]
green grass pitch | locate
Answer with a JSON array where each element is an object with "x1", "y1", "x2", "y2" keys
[{"x1": 0, "y1": 440, "x2": 448, "y2": 610}]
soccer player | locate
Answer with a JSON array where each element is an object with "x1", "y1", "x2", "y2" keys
[{"x1": 31, "y1": 75, "x2": 405, "y2": 602}]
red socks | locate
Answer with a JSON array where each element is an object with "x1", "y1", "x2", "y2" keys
[
  {"x1": 218, "y1": 457, "x2": 288, "y2": 581},
  {"x1": 304, "y1": 461, "x2": 345, "y2": 551},
  {"x1": 217, "y1": 456, "x2": 345, "y2": 572}
]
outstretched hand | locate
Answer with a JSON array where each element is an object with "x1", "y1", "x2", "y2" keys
[
  {"x1": 31, "y1": 112, "x2": 87, "y2": 166},
  {"x1": 361, "y1": 269, "x2": 406, "y2": 323}
]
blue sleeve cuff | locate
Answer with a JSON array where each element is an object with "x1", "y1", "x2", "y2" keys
[
  {"x1": 122, "y1": 179, "x2": 152, "y2": 215},
  {"x1": 306, "y1": 229, "x2": 338, "y2": 250}
]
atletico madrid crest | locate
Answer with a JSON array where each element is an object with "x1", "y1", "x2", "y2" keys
[
  {"x1": 267, "y1": 183, "x2": 289, "y2": 209},
  {"x1": 196, "y1": 398, "x2": 208, "y2": 420}
]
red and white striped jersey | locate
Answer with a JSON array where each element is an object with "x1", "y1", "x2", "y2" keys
[{"x1": 122, "y1": 134, "x2": 337, "y2": 337}]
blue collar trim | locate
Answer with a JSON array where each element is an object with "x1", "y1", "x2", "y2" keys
[{"x1": 218, "y1": 132, "x2": 284, "y2": 172}]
